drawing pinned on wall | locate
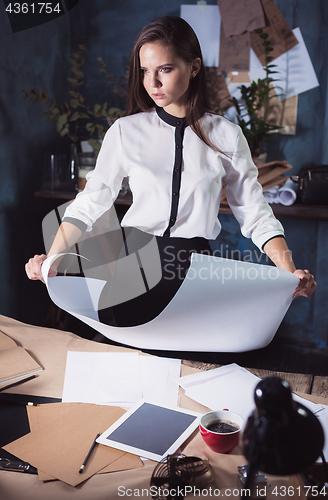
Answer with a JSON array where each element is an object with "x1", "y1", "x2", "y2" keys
[
  {"x1": 216, "y1": 0, "x2": 265, "y2": 38},
  {"x1": 180, "y1": 4, "x2": 221, "y2": 67}
]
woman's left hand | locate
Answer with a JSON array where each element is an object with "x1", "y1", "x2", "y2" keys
[{"x1": 293, "y1": 269, "x2": 317, "y2": 298}]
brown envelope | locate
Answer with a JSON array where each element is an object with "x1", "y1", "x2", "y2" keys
[{"x1": 4, "y1": 403, "x2": 142, "y2": 487}]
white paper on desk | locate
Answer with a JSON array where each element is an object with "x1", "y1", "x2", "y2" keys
[
  {"x1": 62, "y1": 351, "x2": 143, "y2": 404},
  {"x1": 179, "y1": 364, "x2": 323, "y2": 422},
  {"x1": 183, "y1": 365, "x2": 260, "y2": 422},
  {"x1": 180, "y1": 4, "x2": 221, "y2": 67},
  {"x1": 140, "y1": 356, "x2": 181, "y2": 408},
  {"x1": 42, "y1": 254, "x2": 298, "y2": 353},
  {"x1": 62, "y1": 351, "x2": 181, "y2": 407}
]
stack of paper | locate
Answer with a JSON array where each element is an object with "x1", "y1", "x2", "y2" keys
[
  {"x1": 62, "y1": 351, "x2": 181, "y2": 408},
  {"x1": 179, "y1": 363, "x2": 324, "y2": 423},
  {"x1": 0, "y1": 331, "x2": 43, "y2": 387}
]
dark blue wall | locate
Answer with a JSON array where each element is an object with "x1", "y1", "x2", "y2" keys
[{"x1": 0, "y1": 0, "x2": 327, "y2": 349}]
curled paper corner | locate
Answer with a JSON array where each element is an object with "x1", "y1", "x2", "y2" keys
[{"x1": 42, "y1": 254, "x2": 299, "y2": 353}]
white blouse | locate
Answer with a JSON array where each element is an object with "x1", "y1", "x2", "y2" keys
[{"x1": 63, "y1": 107, "x2": 284, "y2": 251}]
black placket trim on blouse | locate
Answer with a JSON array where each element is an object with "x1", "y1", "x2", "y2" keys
[{"x1": 156, "y1": 106, "x2": 187, "y2": 237}]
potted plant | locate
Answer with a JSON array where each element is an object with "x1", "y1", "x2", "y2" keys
[
  {"x1": 23, "y1": 45, "x2": 125, "y2": 157},
  {"x1": 230, "y1": 29, "x2": 282, "y2": 158}
]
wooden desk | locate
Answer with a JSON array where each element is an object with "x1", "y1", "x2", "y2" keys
[{"x1": 1, "y1": 315, "x2": 326, "y2": 499}]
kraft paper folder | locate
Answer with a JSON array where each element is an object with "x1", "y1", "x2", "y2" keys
[
  {"x1": 4, "y1": 402, "x2": 142, "y2": 487},
  {"x1": 0, "y1": 331, "x2": 43, "y2": 386}
]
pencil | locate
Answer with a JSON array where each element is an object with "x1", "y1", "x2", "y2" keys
[
  {"x1": 79, "y1": 433, "x2": 101, "y2": 473},
  {"x1": 0, "y1": 374, "x2": 38, "y2": 393}
]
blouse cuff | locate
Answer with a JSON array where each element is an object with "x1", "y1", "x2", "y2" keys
[{"x1": 62, "y1": 217, "x2": 88, "y2": 233}]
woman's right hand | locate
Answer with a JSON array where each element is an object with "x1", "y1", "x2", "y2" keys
[{"x1": 25, "y1": 254, "x2": 57, "y2": 282}]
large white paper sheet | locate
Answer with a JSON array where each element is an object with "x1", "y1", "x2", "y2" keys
[
  {"x1": 179, "y1": 363, "x2": 323, "y2": 423},
  {"x1": 316, "y1": 406, "x2": 328, "y2": 463},
  {"x1": 180, "y1": 4, "x2": 221, "y2": 67},
  {"x1": 62, "y1": 351, "x2": 181, "y2": 407},
  {"x1": 42, "y1": 254, "x2": 298, "y2": 353}
]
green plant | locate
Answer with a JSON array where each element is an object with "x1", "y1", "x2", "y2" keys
[
  {"x1": 23, "y1": 45, "x2": 125, "y2": 155},
  {"x1": 231, "y1": 29, "x2": 282, "y2": 157}
]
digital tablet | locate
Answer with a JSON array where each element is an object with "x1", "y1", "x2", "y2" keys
[{"x1": 97, "y1": 400, "x2": 201, "y2": 461}]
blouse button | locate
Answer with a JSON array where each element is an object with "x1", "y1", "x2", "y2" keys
[
  {"x1": 170, "y1": 218, "x2": 175, "y2": 223},
  {"x1": 173, "y1": 192, "x2": 178, "y2": 196},
  {"x1": 176, "y1": 145, "x2": 180, "y2": 149},
  {"x1": 176, "y1": 121, "x2": 180, "y2": 125}
]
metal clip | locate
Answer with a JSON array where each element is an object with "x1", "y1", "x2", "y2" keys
[{"x1": 0, "y1": 458, "x2": 31, "y2": 472}]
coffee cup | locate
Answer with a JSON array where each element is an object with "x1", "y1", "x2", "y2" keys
[{"x1": 199, "y1": 410, "x2": 244, "y2": 454}]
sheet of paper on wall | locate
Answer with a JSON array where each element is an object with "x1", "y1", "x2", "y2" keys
[
  {"x1": 217, "y1": 0, "x2": 265, "y2": 37},
  {"x1": 42, "y1": 253, "x2": 299, "y2": 353},
  {"x1": 269, "y1": 28, "x2": 319, "y2": 100},
  {"x1": 250, "y1": 0, "x2": 299, "y2": 66},
  {"x1": 178, "y1": 363, "x2": 325, "y2": 422},
  {"x1": 218, "y1": 28, "x2": 250, "y2": 72},
  {"x1": 62, "y1": 351, "x2": 181, "y2": 408},
  {"x1": 180, "y1": 4, "x2": 221, "y2": 67},
  {"x1": 250, "y1": 28, "x2": 319, "y2": 100}
]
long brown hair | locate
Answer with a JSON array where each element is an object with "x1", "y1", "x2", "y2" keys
[{"x1": 126, "y1": 16, "x2": 223, "y2": 153}]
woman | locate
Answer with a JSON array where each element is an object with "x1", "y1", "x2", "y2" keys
[{"x1": 26, "y1": 16, "x2": 316, "y2": 327}]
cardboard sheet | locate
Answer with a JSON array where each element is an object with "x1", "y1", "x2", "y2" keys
[
  {"x1": 250, "y1": 0, "x2": 299, "y2": 65},
  {"x1": 217, "y1": 0, "x2": 265, "y2": 37},
  {"x1": 265, "y1": 92, "x2": 298, "y2": 135},
  {"x1": 218, "y1": 28, "x2": 250, "y2": 72},
  {"x1": 42, "y1": 254, "x2": 299, "y2": 353},
  {"x1": 4, "y1": 403, "x2": 142, "y2": 487},
  {"x1": 0, "y1": 331, "x2": 43, "y2": 386},
  {"x1": 206, "y1": 69, "x2": 233, "y2": 112}
]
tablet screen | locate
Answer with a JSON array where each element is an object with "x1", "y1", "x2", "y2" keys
[{"x1": 97, "y1": 401, "x2": 200, "y2": 461}]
